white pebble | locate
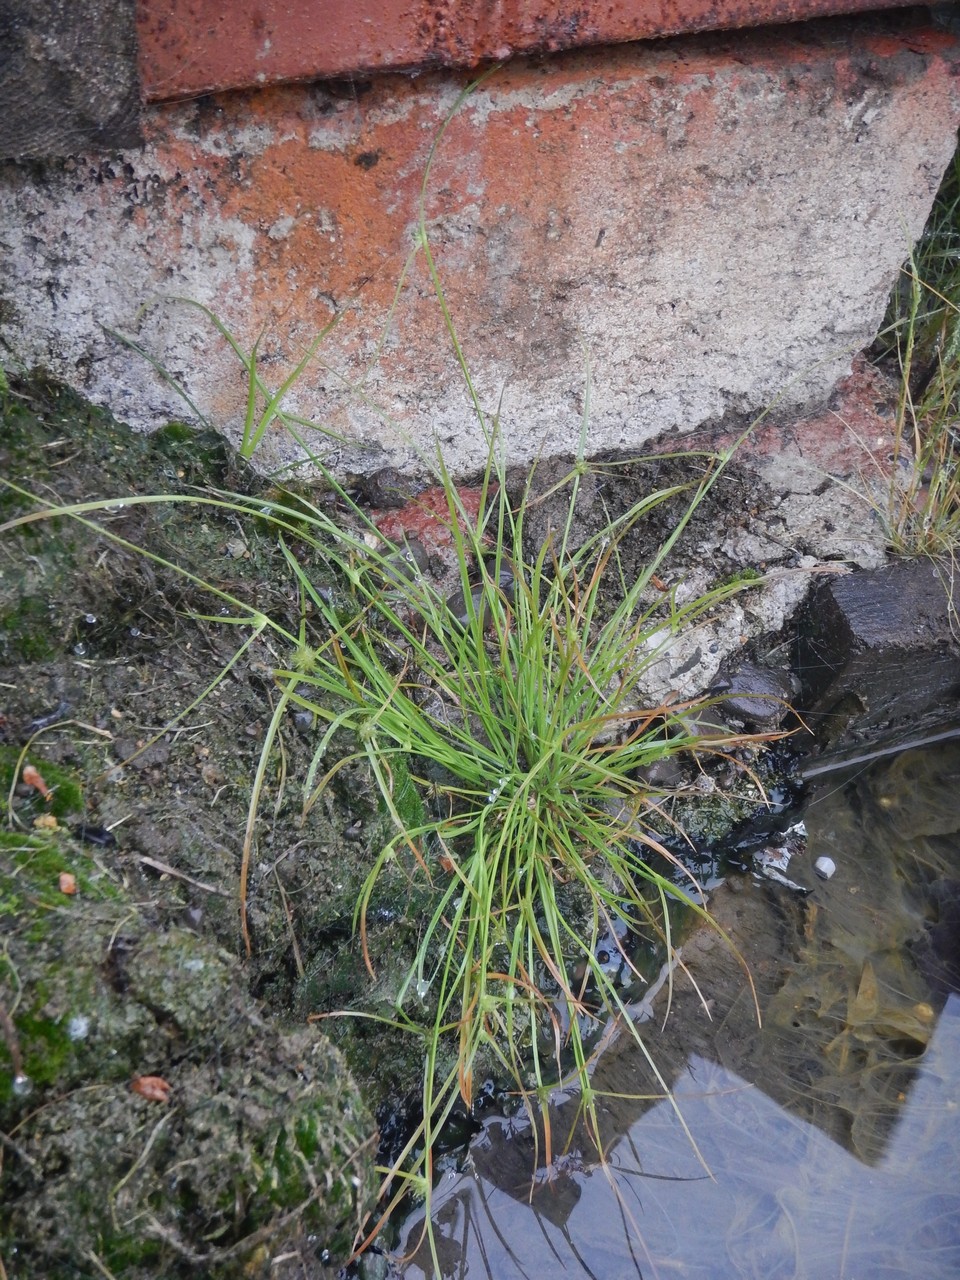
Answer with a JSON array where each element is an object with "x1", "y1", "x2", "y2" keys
[{"x1": 814, "y1": 856, "x2": 836, "y2": 880}]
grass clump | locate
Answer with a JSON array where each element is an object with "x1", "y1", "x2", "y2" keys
[
  {"x1": 871, "y1": 143, "x2": 960, "y2": 561},
  {"x1": 230, "y1": 400, "x2": 764, "y2": 1256}
]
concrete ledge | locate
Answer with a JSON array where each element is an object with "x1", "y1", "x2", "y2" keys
[{"x1": 1, "y1": 14, "x2": 958, "y2": 477}]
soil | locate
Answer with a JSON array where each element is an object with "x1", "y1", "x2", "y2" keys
[
  {"x1": 0, "y1": 379, "x2": 391, "y2": 1278},
  {"x1": 0, "y1": 371, "x2": 890, "y2": 1277}
]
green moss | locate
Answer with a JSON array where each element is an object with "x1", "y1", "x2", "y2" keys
[
  {"x1": 713, "y1": 565, "x2": 764, "y2": 590},
  {"x1": 0, "y1": 748, "x2": 86, "y2": 823},
  {"x1": 12, "y1": 1011, "x2": 75, "y2": 1094},
  {"x1": 151, "y1": 419, "x2": 234, "y2": 486},
  {"x1": 0, "y1": 829, "x2": 118, "y2": 911},
  {"x1": 0, "y1": 593, "x2": 59, "y2": 662},
  {"x1": 384, "y1": 752, "x2": 428, "y2": 833}
]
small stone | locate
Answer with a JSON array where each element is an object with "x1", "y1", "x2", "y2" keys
[
  {"x1": 710, "y1": 662, "x2": 797, "y2": 728},
  {"x1": 201, "y1": 762, "x2": 224, "y2": 787},
  {"x1": 814, "y1": 856, "x2": 836, "y2": 880},
  {"x1": 293, "y1": 708, "x2": 315, "y2": 733},
  {"x1": 356, "y1": 466, "x2": 423, "y2": 509}
]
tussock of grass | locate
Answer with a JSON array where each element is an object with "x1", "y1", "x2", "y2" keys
[
  {"x1": 232, "y1": 381, "x2": 768, "y2": 1262},
  {"x1": 870, "y1": 143, "x2": 960, "y2": 566}
]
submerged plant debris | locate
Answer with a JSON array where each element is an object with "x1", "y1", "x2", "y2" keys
[{"x1": 393, "y1": 738, "x2": 960, "y2": 1279}]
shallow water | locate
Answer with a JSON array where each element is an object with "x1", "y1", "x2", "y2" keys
[{"x1": 392, "y1": 740, "x2": 960, "y2": 1279}]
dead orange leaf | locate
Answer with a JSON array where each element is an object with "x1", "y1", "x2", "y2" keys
[
  {"x1": 131, "y1": 1075, "x2": 171, "y2": 1103},
  {"x1": 22, "y1": 764, "x2": 52, "y2": 802}
]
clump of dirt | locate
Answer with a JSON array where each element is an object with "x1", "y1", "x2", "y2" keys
[{"x1": 0, "y1": 377, "x2": 387, "y2": 1276}]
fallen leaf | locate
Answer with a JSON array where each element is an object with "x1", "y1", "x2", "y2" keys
[
  {"x1": 58, "y1": 872, "x2": 77, "y2": 895},
  {"x1": 22, "y1": 764, "x2": 52, "y2": 802},
  {"x1": 131, "y1": 1075, "x2": 171, "y2": 1103}
]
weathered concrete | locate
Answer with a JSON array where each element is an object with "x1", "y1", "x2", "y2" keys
[{"x1": 1, "y1": 15, "x2": 959, "y2": 478}]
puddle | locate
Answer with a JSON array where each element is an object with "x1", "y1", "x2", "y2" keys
[{"x1": 388, "y1": 740, "x2": 960, "y2": 1278}]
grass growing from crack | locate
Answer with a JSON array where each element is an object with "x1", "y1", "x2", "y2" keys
[{"x1": 105, "y1": 298, "x2": 346, "y2": 462}]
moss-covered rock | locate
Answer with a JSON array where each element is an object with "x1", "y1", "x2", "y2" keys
[{"x1": 0, "y1": 824, "x2": 375, "y2": 1278}]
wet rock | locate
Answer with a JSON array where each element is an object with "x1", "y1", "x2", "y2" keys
[
  {"x1": 796, "y1": 561, "x2": 960, "y2": 755},
  {"x1": 633, "y1": 756, "x2": 686, "y2": 789},
  {"x1": 379, "y1": 535, "x2": 430, "y2": 586},
  {"x1": 445, "y1": 564, "x2": 515, "y2": 627},
  {"x1": 354, "y1": 466, "x2": 425, "y2": 509},
  {"x1": 709, "y1": 661, "x2": 797, "y2": 729}
]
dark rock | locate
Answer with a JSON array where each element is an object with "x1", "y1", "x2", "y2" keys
[
  {"x1": 795, "y1": 561, "x2": 960, "y2": 756},
  {"x1": 445, "y1": 565, "x2": 515, "y2": 627},
  {"x1": 709, "y1": 662, "x2": 797, "y2": 729},
  {"x1": 354, "y1": 466, "x2": 425, "y2": 509},
  {"x1": 0, "y1": 0, "x2": 141, "y2": 158}
]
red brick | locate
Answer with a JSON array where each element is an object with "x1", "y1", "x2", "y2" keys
[{"x1": 137, "y1": 0, "x2": 918, "y2": 101}]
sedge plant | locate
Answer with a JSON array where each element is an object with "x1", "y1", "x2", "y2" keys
[
  {"x1": 866, "y1": 144, "x2": 960, "y2": 565},
  {"x1": 105, "y1": 297, "x2": 346, "y2": 462},
  {"x1": 234, "y1": 391, "x2": 768, "y2": 1262},
  {"x1": 876, "y1": 257, "x2": 960, "y2": 563}
]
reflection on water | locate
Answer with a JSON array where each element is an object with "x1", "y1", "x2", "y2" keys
[{"x1": 393, "y1": 742, "x2": 960, "y2": 1279}]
